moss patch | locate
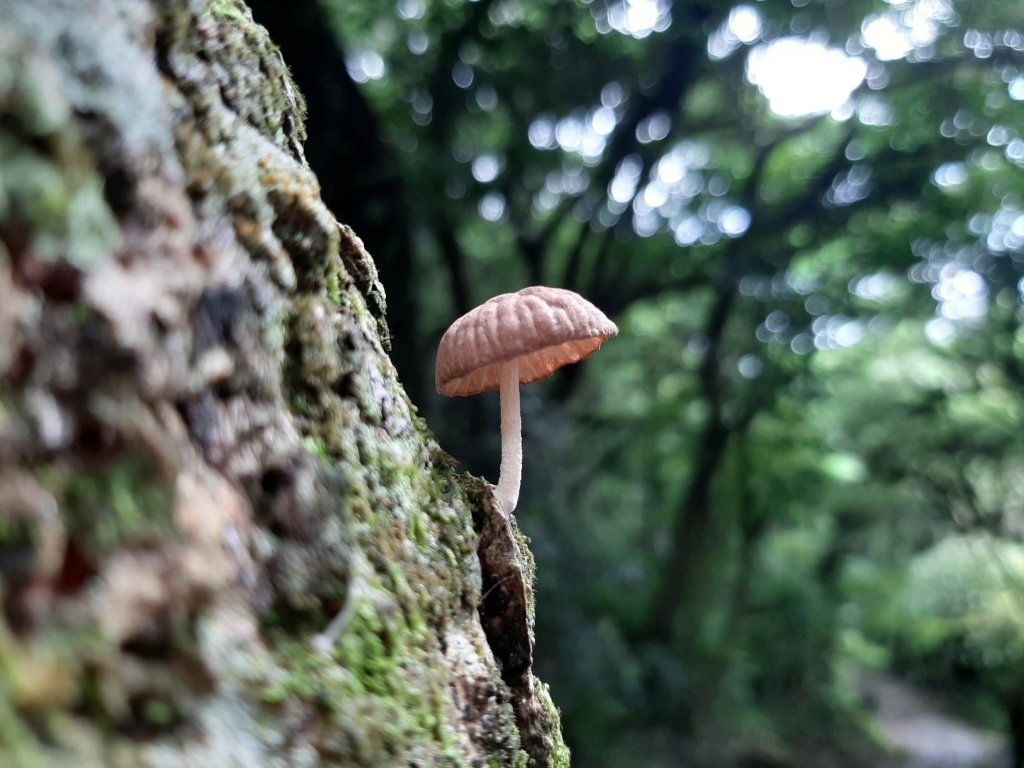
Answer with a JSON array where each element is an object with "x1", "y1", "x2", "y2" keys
[
  {"x1": 39, "y1": 456, "x2": 175, "y2": 555},
  {"x1": 0, "y1": 29, "x2": 120, "y2": 271}
]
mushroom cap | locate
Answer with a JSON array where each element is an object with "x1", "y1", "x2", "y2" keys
[{"x1": 435, "y1": 286, "x2": 618, "y2": 397}]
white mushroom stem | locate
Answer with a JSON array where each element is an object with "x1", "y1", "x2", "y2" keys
[{"x1": 495, "y1": 358, "x2": 522, "y2": 516}]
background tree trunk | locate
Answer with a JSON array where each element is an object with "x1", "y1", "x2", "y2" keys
[{"x1": 0, "y1": 1, "x2": 567, "y2": 765}]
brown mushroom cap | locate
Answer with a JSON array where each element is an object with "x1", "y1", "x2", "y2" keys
[{"x1": 435, "y1": 286, "x2": 618, "y2": 397}]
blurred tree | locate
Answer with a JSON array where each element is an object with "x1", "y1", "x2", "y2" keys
[
  {"x1": 894, "y1": 534, "x2": 1024, "y2": 765},
  {"x1": 819, "y1": 322, "x2": 1024, "y2": 763},
  {"x1": 252, "y1": 0, "x2": 1024, "y2": 765}
]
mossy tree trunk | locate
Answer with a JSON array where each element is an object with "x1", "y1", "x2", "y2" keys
[{"x1": 0, "y1": 1, "x2": 567, "y2": 766}]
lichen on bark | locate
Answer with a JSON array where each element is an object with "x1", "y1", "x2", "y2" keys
[{"x1": 0, "y1": 0, "x2": 567, "y2": 766}]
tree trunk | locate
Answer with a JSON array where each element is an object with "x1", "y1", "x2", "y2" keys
[
  {"x1": 1005, "y1": 690, "x2": 1024, "y2": 768},
  {"x1": 648, "y1": 283, "x2": 736, "y2": 641},
  {"x1": 0, "y1": 1, "x2": 568, "y2": 766}
]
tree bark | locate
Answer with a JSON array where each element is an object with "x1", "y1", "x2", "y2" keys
[
  {"x1": 244, "y1": 0, "x2": 424, "y2": 404},
  {"x1": 0, "y1": 1, "x2": 567, "y2": 766}
]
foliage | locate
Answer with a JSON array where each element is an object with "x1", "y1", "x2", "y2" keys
[{"x1": 255, "y1": 0, "x2": 1024, "y2": 764}]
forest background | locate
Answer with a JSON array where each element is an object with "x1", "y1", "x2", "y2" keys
[{"x1": 247, "y1": 0, "x2": 1024, "y2": 766}]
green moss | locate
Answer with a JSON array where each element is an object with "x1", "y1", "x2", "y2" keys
[
  {"x1": 551, "y1": 739, "x2": 571, "y2": 768},
  {"x1": 0, "y1": 512, "x2": 30, "y2": 550},
  {"x1": 326, "y1": 266, "x2": 342, "y2": 306},
  {"x1": 303, "y1": 434, "x2": 330, "y2": 465},
  {"x1": 42, "y1": 456, "x2": 174, "y2": 552},
  {"x1": 0, "y1": 131, "x2": 120, "y2": 270},
  {"x1": 262, "y1": 601, "x2": 467, "y2": 767},
  {"x1": 207, "y1": 0, "x2": 246, "y2": 22},
  {"x1": 260, "y1": 640, "x2": 328, "y2": 703},
  {"x1": 408, "y1": 511, "x2": 429, "y2": 551},
  {"x1": 142, "y1": 698, "x2": 177, "y2": 727},
  {"x1": 252, "y1": 409, "x2": 480, "y2": 759},
  {"x1": 0, "y1": 691, "x2": 45, "y2": 768},
  {"x1": 0, "y1": 28, "x2": 122, "y2": 271},
  {"x1": 289, "y1": 391, "x2": 311, "y2": 415},
  {"x1": 333, "y1": 602, "x2": 404, "y2": 695}
]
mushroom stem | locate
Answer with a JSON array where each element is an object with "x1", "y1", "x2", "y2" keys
[{"x1": 495, "y1": 358, "x2": 522, "y2": 516}]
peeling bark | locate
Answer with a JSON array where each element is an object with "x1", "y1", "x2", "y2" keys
[{"x1": 0, "y1": 1, "x2": 568, "y2": 765}]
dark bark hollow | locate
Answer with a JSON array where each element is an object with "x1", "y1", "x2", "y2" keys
[{"x1": 0, "y1": 0, "x2": 567, "y2": 765}]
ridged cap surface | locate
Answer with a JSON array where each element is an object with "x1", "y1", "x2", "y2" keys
[{"x1": 435, "y1": 286, "x2": 618, "y2": 397}]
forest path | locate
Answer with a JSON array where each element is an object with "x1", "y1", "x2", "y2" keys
[{"x1": 860, "y1": 674, "x2": 1008, "y2": 768}]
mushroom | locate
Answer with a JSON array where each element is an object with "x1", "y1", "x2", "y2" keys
[{"x1": 435, "y1": 286, "x2": 618, "y2": 516}]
